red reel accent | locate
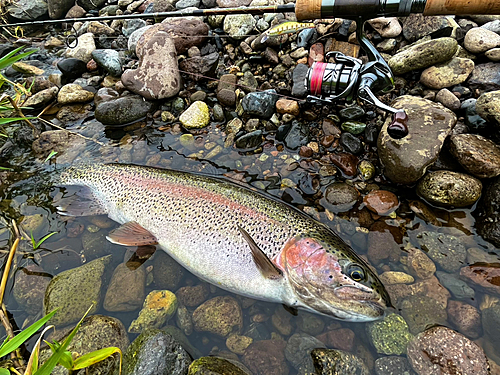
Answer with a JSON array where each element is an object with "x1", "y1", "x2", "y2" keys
[{"x1": 310, "y1": 62, "x2": 326, "y2": 96}]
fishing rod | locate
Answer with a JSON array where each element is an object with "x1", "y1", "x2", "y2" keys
[{"x1": 1, "y1": 0, "x2": 499, "y2": 139}]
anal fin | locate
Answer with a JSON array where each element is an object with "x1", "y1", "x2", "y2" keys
[
  {"x1": 56, "y1": 187, "x2": 107, "y2": 217},
  {"x1": 238, "y1": 225, "x2": 283, "y2": 280},
  {"x1": 107, "y1": 222, "x2": 158, "y2": 246}
]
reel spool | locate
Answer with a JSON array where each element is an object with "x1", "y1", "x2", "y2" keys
[{"x1": 304, "y1": 20, "x2": 409, "y2": 139}]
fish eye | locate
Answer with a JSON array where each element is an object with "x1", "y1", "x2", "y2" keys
[{"x1": 347, "y1": 264, "x2": 365, "y2": 282}]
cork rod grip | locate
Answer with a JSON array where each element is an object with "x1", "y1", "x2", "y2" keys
[
  {"x1": 424, "y1": 0, "x2": 500, "y2": 15},
  {"x1": 295, "y1": 0, "x2": 322, "y2": 20}
]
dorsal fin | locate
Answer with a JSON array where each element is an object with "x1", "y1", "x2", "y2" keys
[
  {"x1": 107, "y1": 222, "x2": 158, "y2": 246},
  {"x1": 238, "y1": 225, "x2": 283, "y2": 280}
]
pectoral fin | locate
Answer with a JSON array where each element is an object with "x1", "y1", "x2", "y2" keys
[
  {"x1": 238, "y1": 225, "x2": 283, "y2": 280},
  {"x1": 107, "y1": 222, "x2": 158, "y2": 246}
]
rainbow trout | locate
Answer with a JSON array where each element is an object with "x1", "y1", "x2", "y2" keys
[{"x1": 58, "y1": 163, "x2": 390, "y2": 322}]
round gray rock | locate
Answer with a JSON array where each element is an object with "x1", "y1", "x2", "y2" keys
[
  {"x1": 464, "y1": 27, "x2": 500, "y2": 54},
  {"x1": 420, "y1": 57, "x2": 474, "y2": 89},
  {"x1": 476, "y1": 90, "x2": 500, "y2": 128},
  {"x1": 95, "y1": 95, "x2": 155, "y2": 125}
]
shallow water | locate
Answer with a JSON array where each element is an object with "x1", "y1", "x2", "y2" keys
[{"x1": 1, "y1": 114, "x2": 499, "y2": 373}]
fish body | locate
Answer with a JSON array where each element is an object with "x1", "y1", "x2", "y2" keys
[
  {"x1": 262, "y1": 21, "x2": 315, "y2": 42},
  {"x1": 58, "y1": 163, "x2": 390, "y2": 322}
]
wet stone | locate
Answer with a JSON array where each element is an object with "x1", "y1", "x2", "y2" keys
[
  {"x1": 311, "y1": 348, "x2": 369, "y2": 375},
  {"x1": 91, "y1": 49, "x2": 122, "y2": 77},
  {"x1": 366, "y1": 313, "x2": 413, "y2": 355},
  {"x1": 176, "y1": 283, "x2": 209, "y2": 307},
  {"x1": 374, "y1": 356, "x2": 413, "y2": 375},
  {"x1": 460, "y1": 264, "x2": 500, "y2": 296},
  {"x1": 235, "y1": 130, "x2": 263, "y2": 149},
  {"x1": 123, "y1": 329, "x2": 191, "y2": 375},
  {"x1": 340, "y1": 106, "x2": 365, "y2": 120},
  {"x1": 407, "y1": 326, "x2": 489, "y2": 375},
  {"x1": 298, "y1": 28, "x2": 317, "y2": 48},
  {"x1": 482, "y1": 304, "x2": 500, "y2": 347},
  {"x1": 81, "y1": 228, "x2": 112, "y2": 260},
  {"x1": 435, "y1": 88, "x2": 460, "y2": 110},
  {"x1": 315, "y1": 328, "x2": 355, "y2": 352},
  {"x1": 128, "y1": 290, "x2": 178, "y2": 333},
  {"x1": 368, "y1": 17, "x2": 402, "y2": 38},
  {"x1": 95, "y1": 95, "x2": 154, "y2": 125},
  {"x1": 363, "y1": 189, "x2": 399, "y2": 216},
  {"x1": 103, "y1": 263, "x2": 145, "y2": 312},
  {"x1": 447, "y1": 300, "x2": 482, "y2": 339},
  {"x1": 449, "y1": 133, "x2": 500, "y2": 178},
  {"x1": 379, "y1": 271, "x2": 414, "y2": 285},
  {"x1": 341, "y1": 121, "x2": 366, "y2": 135},
  {"x1": 179, "y1": 52, "x2": 219, "y2": 82},
  {"x1": 377, "y1": 96, "x2": 456, "y2": 185},
  {"x1": 226, "y1": 334, "x2": 253, "y2": 355},
  {"x1": 476, "y1": 176, "x2": 500, "y2": 247},
  {"x1": 242, "y1": 339, "x2": 288, "y2": 375},
  {"x1": 436, "y1": 271, "x2": 475, "y2": 300},
  {"x1": 47, "y1": 0, "x2": 74, "y2": 18},
  {"x1": 271, "y1": 307, "x2": 293, "y2": 336},
  {"x1": 44, "y1": 255, "x2": 112, "y2": 326},
  {"x1": 40, "y1": 315, "x2": 129, "y2": 375},
  {"x1": 192, "y1": 296, "x2": 243, "y2": 337},
  {"x1": 13, "y1": 265, "x2": 51, "y2": 315},
  {"x1": 295, "y1": 312, "x2": 324, "y2": 336},
  {"x1": 401, "y1": 295, "x2": 448, "y2": 335},
  {"x1": 241, "y1": 90, "x2": 278, "y2": 119},
  {"x1": 340, "y1": 132, "x2": 362, "y2": 154},
  {"x1": 416, "y1": 170, "x2": 482, "y2": 208},
  {"x1": 285, "y1": 333, "x2": 325, "y2": 374},
  {"x1": 292, "y1": 64, "x2": 309, "y2": 98},
  {"x1": 153, "y1": 251, "x2": 184, "y2": 290},
  {"x1": 321, "y1": 182, "x2": 359, "y2": 213},
  {"x1": 179, "y1": 101, "x2": 210, "y2": 129},
  {"x1": 406, "y1": 248, "x2": 436, "y2": 280},
  {"x1": 284, "y1": 121, "x2": 310, "y2": 150},
  {"x1": 189, "y1": 357, "x2": 249, "y2": 375},
  {"x1": 416, "y1": 232, "x2": 466, "y2": 273}
]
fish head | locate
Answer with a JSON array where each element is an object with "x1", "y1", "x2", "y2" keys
[{"x1": 277, "y1": 233, "x2": 391, "y2": 322}]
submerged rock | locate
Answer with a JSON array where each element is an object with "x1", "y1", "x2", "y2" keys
[
  {"x1": 242, "y1": 339, "x2": 288, "y2": 375},
  {"x1": 416, "y1": 170, "x2": 482, "y2": 207},
  {"x1": 366, "y1": 313, "x2": 413, "y2": 355},
  {"x1": 311, "y1": 348, "x2": 369, "y2": 375},
  {"x1": 44, "y1": 255, "x2": 112, "y2": 326},
  {"x1": 13, "y1": 265, "x2": 51, "y2": 315},
  {"x1": 129, "y1": 290, "x2": 178, "y2": 333},
  {"x1": 189, "y1": 357, "x2": 249, "y2": 375},
  {"x1": 95, "y1": 95, "x2": 155, "y2": 125},
  {"x1": 123, "y1": 329, "x2": 191, "y2": 375},
  {"x1": 407, "y1": 326, "x2": 489, "y2": 375},
  {"x1": 40, "y1": 315, "x2": 129, "y2": 375},
  {"x1": 103, "y1": 263, "x2": 146, "y2": 312},
  {"x1": 477, "y1": 176, "x2": 500, "y2": 247},
  {"x1": 192, "y1": 296, "x2": 242, "y2": 337}
]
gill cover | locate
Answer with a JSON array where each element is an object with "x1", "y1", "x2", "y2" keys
[{"x1": 276, "y1": 235, "x2": 390, "y2": 321}]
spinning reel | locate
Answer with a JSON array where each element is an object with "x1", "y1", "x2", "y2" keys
[{"x1": 305, "y1": 19, "x2": 409, "y2": 139}]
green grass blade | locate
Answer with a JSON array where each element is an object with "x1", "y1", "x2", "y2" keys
[
  {"x1": 73, "y1": 347, "x2": 122, "y2": 370},
  {"x1": 0, "y1": 117, "x2": 36, "y2": 125},
  {"x1": 34, "y1": 232, "x2": 57, "y2": 249},
  {"x1": 0, "y1": 310, "x2": 57, "y2": 357},
  {"x1": 0, "y1": 368, "x2": 10, "y2": 375},
  {"x1": 0, "y1": 47, "x2": 36, "y2": 70},
  {"x1": 34, "y1": 305, "x2": 93, "y2": 375}
]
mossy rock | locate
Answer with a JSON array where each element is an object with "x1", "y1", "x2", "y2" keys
[{"x1": 188, "y1": 357, "x2": 249, "y2": 375}]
